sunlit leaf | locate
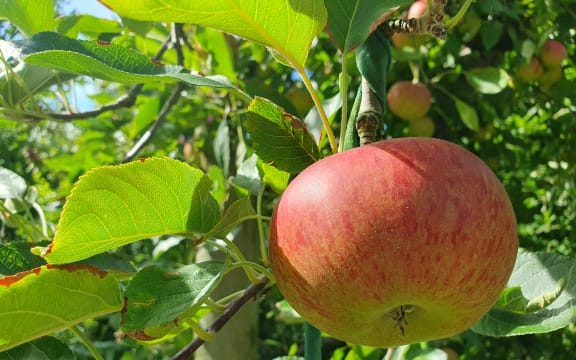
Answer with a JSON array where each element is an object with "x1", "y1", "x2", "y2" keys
[
  {"x1": 39, "y1": 158, "x2": 220, "y2": 264},
  {"x1": 0, "y1": 265, "x2": 122, "y2": 351},
  {"x1": 465, "y1": 67, "x2": 509, "y2": 94},
  {"x1": 100, "y1": 0, "x2": 326, "y2": 67},
  {"x1": 22, "y1": 32, "x2": 235, "y2": 88},
  {"x1": 0, "y1": 0, "x2": 55, "y2": 36}
]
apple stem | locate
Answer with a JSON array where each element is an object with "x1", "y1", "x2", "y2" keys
[
  {"x1": 304, "y1": 322, "x2": 322, "y2": 360},
  {"x1": 384, "y1": 347, "x2": 398, "y2": 360},
  {"x1": 356, "y1": 77, "x2": 383, "y2": 145}
]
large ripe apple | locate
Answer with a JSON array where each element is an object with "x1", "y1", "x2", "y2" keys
[
  {"x1": 269, "y1": 138, "x2": 518, "y2": 348},
  {"x1": 387, "y1": 82, "x2": 432, "y2": 121}
]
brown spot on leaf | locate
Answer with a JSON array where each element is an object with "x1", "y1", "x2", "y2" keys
[{"x1": 0, "y1": 267, "x2": 42, "y2": 287}]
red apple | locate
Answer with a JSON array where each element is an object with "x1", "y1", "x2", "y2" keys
[
  {"x1": 387, "y1": 82, "x2": 432, "y2": 121},
  {"x1": 408, "y1": 116, "x2": 435, "y2": 137},
  {"x1": 540, "y1": 40, "x2": 567, "y2": 68},
  {"x1": 515, "y1": 57, "x2": 543, "y2": 82},
  {"x1": 269, "y1": 138, "x2": 518, "y2": 348}
]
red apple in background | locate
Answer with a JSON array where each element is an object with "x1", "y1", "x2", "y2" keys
[
  {"x1": 540, "y1": 40, "x2": 567, "y2": 68},
  {"x1": 408, "y1": 116, "x2": 435, "y2": 137},
  {"x1": 387, "y1": 81, "x2": 432, "y2": 121},
  {"x1": 270, "y1": 138, "x2": 518, "y2": 348},
  {"x1": 515, "y1": 57, "x2": 543, "y2": 82}
]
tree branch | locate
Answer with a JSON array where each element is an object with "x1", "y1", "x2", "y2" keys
[
  {"x1": 122, "y1": 81, "x2": 184, "y2": 163},
  {"x1": 171, "y1": 278, "x2": 270, "y2": 360},
  {"x1": 122, "y1": 23, "x2": 187, "y2": 162}
]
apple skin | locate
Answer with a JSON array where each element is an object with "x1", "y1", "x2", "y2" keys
[
  {"x1": 540, "y1": 40, "x2": 567, "y2": 68},
  {"x1": 387, "y1": 82, "x2": 432, "y2": 121},
  {"x1": 515, "y1": 57, "x2": 543, "y2": 82},
  {"x1": 269, "y1": 138, "x2": 518, "y2": 348},
  {"x1": 408, "y1": 116, "x2": 435, "y2": 137}
]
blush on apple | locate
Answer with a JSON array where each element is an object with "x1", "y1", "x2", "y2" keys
[
  {"x1": 540, "y1": 40, "x2": 567, "y2": 68},
  {"x1": 387, "y1": 81, "x2": 432, "y2": 121},
  {"x1": 269, "y1": 138, "x2": 518, "y2": 348}
]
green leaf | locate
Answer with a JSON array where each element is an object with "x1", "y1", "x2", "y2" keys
[
  {"x1": 453, "y1": 97, "x2": 479, "y2": 131},
  {"x1": 0, "y1": 39, "x2": 76, "y2": 107},
  {"x1": 465, "y1": 67, "x2": 510, "y2": 94},
  {"x1": 0, "y1": 265, "x2": 122, "y2": 351},
  {"x1": 0, "y1": 167, "x2": 26, "y2": 199},
  {"x1": 356, "y1": 31, "x2": 392, "y2": 104},
  {"x1": 471, "y1": 251, "x2": 576, "y2": 337},
  {"x1": 56, "y1": 15, "x2": 123, "y2": 39},
  {"x1": 245, "y1": 97, "x2": 320, "y2": 174},
  {"x1": 0, "y1": 0, "x2": 55, "y2": 37},
  {"x1": 0, "y1": 242, "x2": 46, "y2": 275},
  {"x1": 0, "y1": 336, "x2": 75, "y2": 360},
  {"x1": 480, "y1": 20, "x2": 503, "y2": 51},
  {"x1": 22, "y1": 32, "x2": 235, "y2": 88},
  {"x1": 206, "y1": 197, "x2": 257, "y2": 239},
  {"x1": 258, "y1": 160, "x2": 290, "y2": 194},
  {"x1": 100, "y1": 0, "x2": 326, "y2": 68},
  {"x1": 325, "y1": 0, "x2": 411, "y2": 52},
  {"x1": 39, "y1": 157, "x2": 220, "y2": 264},
  {"x1": 121, "y1": 261, "x2": 225, "y2": 334}
]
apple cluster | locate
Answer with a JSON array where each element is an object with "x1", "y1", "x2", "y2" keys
[
  {"x1": 515, "y1": 39, "x2": 567, "y2": 88},
  {"x1": 386, "y1": 81, "x2": 435, "y2": 137}
]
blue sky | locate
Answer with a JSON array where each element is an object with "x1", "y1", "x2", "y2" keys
[{"x1": 60, "y1": 0, "x2": 118, "y2": 20}]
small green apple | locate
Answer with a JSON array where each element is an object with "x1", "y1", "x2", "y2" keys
[
  {"x1": 387, "y1": 82, "x2": 432, "y2": 121},
  {"x1": 408, "y1": 116, "x2": 435, "y2": 137},
  {"x1": 539, "y1": 65, "x2": 564, "y2": 88},
  {"x1": 269, "y1": 138, "x2": 518, "y2": 348}
]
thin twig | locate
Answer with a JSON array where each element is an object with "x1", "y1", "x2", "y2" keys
[
  {"x1": 122, "y1": 82, "x2": 184, "y2": 162},
  {"x1": 122, "y1": 23, "x2": 186, "y2": 162},
  {"x1": 171, "y1": 278, "x2": 270, "y2": 360}
]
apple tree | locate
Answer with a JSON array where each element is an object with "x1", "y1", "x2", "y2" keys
[{"x1": 0, "y1": 0, "x2": 575, "y2": 359}]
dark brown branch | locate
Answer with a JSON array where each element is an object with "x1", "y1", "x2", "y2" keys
[{"x1": 171, "y1": 278, "x2": 270, "y2": 360}]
